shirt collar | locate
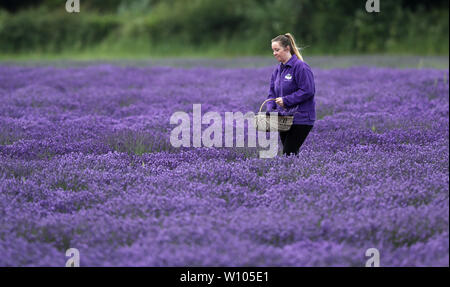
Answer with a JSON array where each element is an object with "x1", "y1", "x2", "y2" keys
[{"x1": 280, "y1": 54, "x2": 297, "y2": 68}]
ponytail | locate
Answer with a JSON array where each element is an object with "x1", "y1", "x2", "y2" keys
[{"x1": 284, "y1": 33, "x2": 304, "y2": 61}]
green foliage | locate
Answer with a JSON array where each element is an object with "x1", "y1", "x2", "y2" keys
[
  {"x1": 0, "y1": 9, "x2": 120, "y2": 53},
  {"x1": 0, "y1": 0, "x2": 448, "y2": 57}
]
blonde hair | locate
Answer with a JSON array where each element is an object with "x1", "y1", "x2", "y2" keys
[{"x1": 271, "y1": 33, "x2": 304, "y2": 61}]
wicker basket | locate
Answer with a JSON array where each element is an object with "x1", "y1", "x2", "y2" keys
[{"x1": 254, "y1": 98, "x2": 294, "y2": 132}]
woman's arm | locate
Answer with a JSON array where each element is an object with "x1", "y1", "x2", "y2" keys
[
  {"x1": 281, "y1": 65, "x2": 315, "y2": 108},
  {"x1": 266, "y1": 69, "x2": 278, "y2": 112}
]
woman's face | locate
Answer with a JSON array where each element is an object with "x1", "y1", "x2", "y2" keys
[{"x1": 271, "y1": 41, "x2": 290, "y2": 63}]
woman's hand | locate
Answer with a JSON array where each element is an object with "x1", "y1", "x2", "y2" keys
[{"x1": 275, "y1": 97, "x2": 285, "y2": 108}]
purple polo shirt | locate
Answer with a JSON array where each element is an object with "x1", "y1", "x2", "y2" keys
[{"x1": 266, "y1": 54, "x2": 316, "y2": 125}]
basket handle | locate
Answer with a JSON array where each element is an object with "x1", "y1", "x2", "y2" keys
[{"x1": 259, "y1": 98, "x2": 276, "y2": 113}]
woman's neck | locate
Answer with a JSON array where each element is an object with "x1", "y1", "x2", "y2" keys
[{"x1": 282, "y1": 54, "x2": 292, "y2": 65}]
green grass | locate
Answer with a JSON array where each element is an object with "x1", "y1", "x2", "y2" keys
[
  {"x1": 0, "y1": 35, "x2": 448, "y2": 64},
  {"x1": 0, "y1": 45, "x2": 448, "y2": 69}
]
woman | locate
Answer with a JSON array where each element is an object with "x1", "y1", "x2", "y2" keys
[{"x1": 267, "y1": 33, "x2": 316, "y2": 156}]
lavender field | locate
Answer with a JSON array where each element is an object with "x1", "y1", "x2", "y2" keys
[{"x1": 0, "y1": 60, "x2": 448, "y2": 266}]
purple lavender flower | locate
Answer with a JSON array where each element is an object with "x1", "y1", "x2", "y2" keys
[{"x1": 0, "y1": 64, "x2": 448, "y2": 266}]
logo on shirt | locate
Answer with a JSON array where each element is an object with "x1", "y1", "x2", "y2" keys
[{"x1": 284, "y1": 74, "x2": 292, "y2": 81}]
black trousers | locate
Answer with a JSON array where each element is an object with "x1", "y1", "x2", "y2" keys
[{"x1": 279, "y1": 124, "x2": 313, "y2": 156}]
